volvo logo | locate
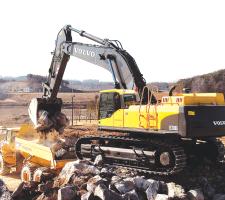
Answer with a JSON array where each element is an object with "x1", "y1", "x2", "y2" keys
[
  {"x1": 74, "y1": 47, "x2": 95, "y2": 57},
  {"x1": 213, "y1": 121, "x2": 225, "y2": 126}
]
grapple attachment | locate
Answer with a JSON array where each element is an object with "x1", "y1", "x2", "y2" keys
[{"x1": 28, "y1": 98, "x2": 62, "y2": 128}]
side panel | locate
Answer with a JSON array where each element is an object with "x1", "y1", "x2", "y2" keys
[
  {"x1": 157, "y1": 105, "x2": 180, "y2": 131},
  {"x1": 113, "y1": 109, "x2": 124, "y2": 127},
  {"x1": 99, "y1": 117, "x2": 114, "y2": 127},
  {"x1": 182, "y1": 105, "x2": 225, "y2": 138},
  {"x1": 123, "y1": 107, "x2": 140, "y2": 128},
  {"x1": 100, "y1": 104, "x2": 181, "y2": 132}
]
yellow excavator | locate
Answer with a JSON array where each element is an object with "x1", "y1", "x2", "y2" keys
[{"x1": 28, "y1": 25, "x2": 225, "y2": 175}]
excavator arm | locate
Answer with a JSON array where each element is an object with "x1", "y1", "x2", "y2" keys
[
  {"x1": 29, "y1": 25, "x2": 156, "y2": 127},
  {"x1": 43, "y1": 25, "x2": 156, "y2": 102}
]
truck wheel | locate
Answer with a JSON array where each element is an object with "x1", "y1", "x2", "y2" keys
[
  {"x1": 0, "y1": 154, "x2": 10, "y2": 175},
  {"x1": 33, "y1": 167, "x2": 48, "y2": 182},
  {"x1": 21, "y1": 164, "x2": 35, "y2": 183}
]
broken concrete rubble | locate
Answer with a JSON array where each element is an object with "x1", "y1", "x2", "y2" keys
[
  {"x1": 145, "y1": 180, "x2": 159, "y2": 200},
  {"x1": 94, "y1": 184, "x2": 123, "y2": 200},
  {"x1": 35, "y1": 110, "x2": 69, "y2": 134},
  {"x1": 81, "y1": 191, "x2": 94, "y2": 200},
  {"x1": 94, "y1": 154, "x2": 103, "y2": 166},
  {"x1": 199, "y1": 177, "x2": 215, "y2": 199},
  {"x1": 58, "y1": 185, "x2": 76, "y2": 200},
  {"x1": 0, "y1": 179, "x2": 11, "y2": 200},
  {"x1": 54, "y1": 159, "x2": 100, "y2": 187},
  {"x1": 154, "y1": 194, "x2": 169, "y2": 200},
  {"x1": 87, "y1": 175, "x2": 108, "y2": 192},
  {"x1": 9, "y1": 159, "x2": 225, "y2": 200},
  {"x1": 187, "y1": 189, "x2": 204, "y2": 200},
  {"x1": 213, "y1": 194, "x2": 225, "y2": 200},
  {"x1": 114, "y1": 179, "x2": 135, "y2": 194},
  {"x1": 133, "y1": 176, "x2": 151, "y2": 191},
  {"x1": 123, "y1": 189, "x2": 139, "y2": 200},
  {"x1": 167, "y1": 182, "x2": 186, "y2": 199}
]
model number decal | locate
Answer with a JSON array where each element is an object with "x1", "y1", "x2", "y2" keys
[
  {"x1": 213, "y1": 121, "x2": 225, "y2": 126},
  {"x1": 169, "y1": 125, "x2": 178, "y2": 131}
]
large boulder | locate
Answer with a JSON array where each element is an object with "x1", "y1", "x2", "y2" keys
[
  {"x1": 0, "y1": 179, "x2": 11, "y2": 200},
  {"x1": 87, "y1": 175, "x2": 108, "y2": 192},
  {"x1": 167, "y1": 182, "x2": 185, "y2": 198},
  {"x1": 111, "y1": 176, "x2": 122, "y2": 185},
  {"x1": 114, "y1": 179, "x2": 135, "y2": 194},
  {"x1": 38, "y1": 181, "x2": 54, "y2": 193},
  {"x1": 94, "y1": 155, "x2": 103, "y2": 166},
  {"x1": 55, "y1": 160, "x2": 100, "y2": 187},
  {"x1": 11, "y1": 182, "x2": 25, "y2": 199},
  {"x1": 213, "y1": 194, "x2": 225, "y2": 200},
  {"x1": 94, "y1": 184, "x2": 123, "y2": 200},
  {"x1": 155, "y1": 194, "x2": 169, "y2": 200},
  {"x1": 58, "y1": 185, "x2": 76, "y2": 200},
  {"x1": 72, "y1": 175, "x2": 91, "y2": 189},
  {"x1": 122, "y1": 189, "x2": 139, "y2": 200},
  {"x1": 145, "y1": 180, "x2": 159, "y2": 200},
  {"x1": 81, "y1": 192, "x2": 95, "y2": 200},
  {"x1": 36, "y1": 188, "x2": 58, "y2": 200},
  {"x1": 133, "y1": 176, "x2": 151, "y2": 191},
  {"x1": 199, "y1": 177, "x2": 215, "y2": 199},
  {"x1": 187, "y1": 189, "x2": 204, "y2": 200}
]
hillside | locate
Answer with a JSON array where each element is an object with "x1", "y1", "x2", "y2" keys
[
  {"x1": 0, "y1": 74, "x2": 114, "y2": 93},
  {"x1": 1, "y1": 69, "x2": 225, "y2": 94},
  {"x1": 176, "y1": 69, "x2": 225, "y2": 94}
]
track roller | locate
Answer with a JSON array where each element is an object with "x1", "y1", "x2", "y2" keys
[{"x1": 33, "y1": 167, "x2": 49, "y2": 182}]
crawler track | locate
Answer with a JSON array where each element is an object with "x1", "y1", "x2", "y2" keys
[
  {"x1": 207, "y1": 138, "x2": 225, "y2": 163},
  {"x1": 75, "y1": 135, "x2": 187, "y2": 175}
]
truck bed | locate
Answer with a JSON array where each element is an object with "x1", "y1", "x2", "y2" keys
[{"x1": 15, "y1": 137, "x2": 75, "y2": 169}]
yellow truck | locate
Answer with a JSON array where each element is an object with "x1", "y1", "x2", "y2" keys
[{"x1": 0, "y1": 125, "x2": 76, "y2": 182}]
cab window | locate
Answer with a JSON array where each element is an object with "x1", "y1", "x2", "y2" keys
[
  {"x1": 123, "y1": 94, "x2": 137, "y2": 108},
  {"x1": 99, "y1": 92, "x2": 121, "y2": 119}
]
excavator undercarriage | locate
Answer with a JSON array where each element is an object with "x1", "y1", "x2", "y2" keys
[
  {"x1": 76, "y1": 134, "x2": 186, "y2": 175},
  {"x1": 76, "y1": 133, "x2": 225, "y2": 175}
]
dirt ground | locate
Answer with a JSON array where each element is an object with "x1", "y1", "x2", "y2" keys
[
  {"x1": 0, "y1": 92, "x2": 97, "y2": 127},
  {"x1": 0, "y1": 173, "x2": 21, "y2": 191}
]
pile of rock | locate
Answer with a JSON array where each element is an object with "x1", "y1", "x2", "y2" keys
[
  {"x1": 49, "y1": 136, "x2": 77, "y2": 160},
  {"x1": 35, "y1": 110, "x2": 69, "y2": 134},
  {"x1": 0, "y1": 179, "x2": 11, "y2": 200},
  {"x1": 9, "y1": 158, "x2": 225, "y2": 200}
]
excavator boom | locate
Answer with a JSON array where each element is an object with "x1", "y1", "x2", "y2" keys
[
  {"x1": 43, "y1": 25, "x2": 154, "y2": 101},
  {"x1": 29, "y1": 25, "x2": 156, "y2": 127}
]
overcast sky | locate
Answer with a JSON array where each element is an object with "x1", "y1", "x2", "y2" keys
[{"x1": 0, "y1": 0, "x2": 225, "y2": 83}]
